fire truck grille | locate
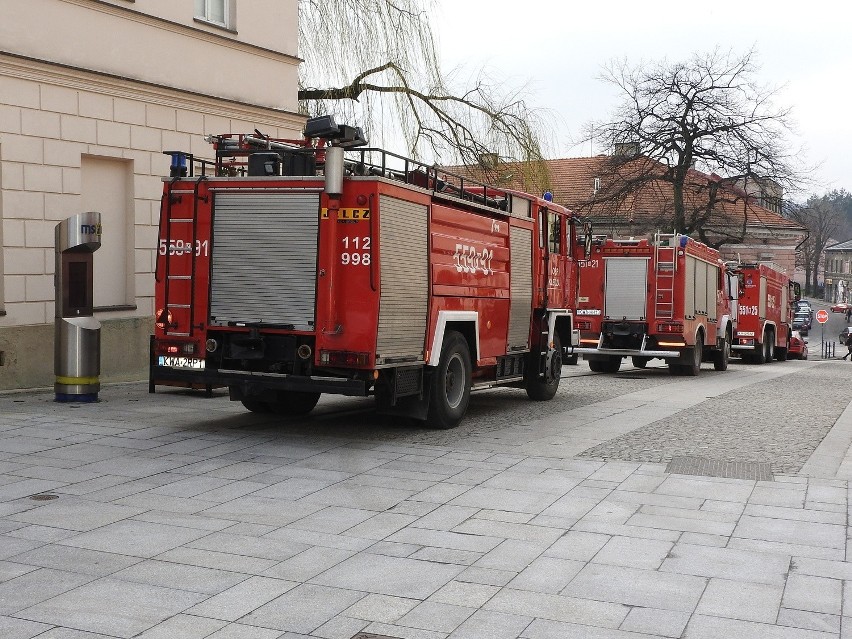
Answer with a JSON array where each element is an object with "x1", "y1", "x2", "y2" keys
[{"x1": 209, "y1": 192, "x2": 319, "y2": 330}]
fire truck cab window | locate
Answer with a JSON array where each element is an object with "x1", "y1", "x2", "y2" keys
[{"x1": 548, "y1": 213, "x2": 562, "y2": 255}]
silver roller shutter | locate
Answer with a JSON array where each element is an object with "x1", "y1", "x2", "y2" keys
[
  {"x1": 695, "y1": 259, "x2": 708, "y2": 315},
  {"x1": 759, "y1": 277, "x2": 767, "y2": 317},
  {"x1": 707, "y1": 263, "x2": 719, "y2": 322},
  {"x1": 605, "y1": 258, "x2": 648, "y2": 320},
  {"x1": 376, "y1": 195, "x2": 428, "y2": 362},
  {"x1": 209, "y1": 192, "x2": 319, "y2": 329},
  {"x1": 508, "y1": 227, "x2": 533, "y2": 350},
  {"x1": 685, "y1": 256, "x2": 696, "y2": 317}
]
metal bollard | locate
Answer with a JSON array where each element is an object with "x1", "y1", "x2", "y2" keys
[{"x1": 55, "y1": 212, "x2": 102, "y2": 402}]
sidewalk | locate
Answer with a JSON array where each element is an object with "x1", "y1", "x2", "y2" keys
[{"x1": 0, "y1": 365, "x2": 851, "y2": 638}]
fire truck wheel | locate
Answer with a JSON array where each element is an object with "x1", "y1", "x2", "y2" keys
[
  {"x1": 588, "y1": 356, "x2": 621, "y2": 373},
  {"x1": 682, "y1": 339, "x2": 703, "y2": 376},
  {"x1": 764, "y1": 331, "x2": 775, "y2": 362},
  {"x1": 775, "y1": 336, "x2": 789, "y2": 361},
  {"x1": 713, "y1": 334, "x2": 730, "y2": 371},
  {"x1": 240, "y1": 397, "x2": 272, "y2": 413},
  {"x1": 631, "y1": 356, "x2": 649, "y2": 369},
  {"x1": 269, "y1": 391, "x2": 321, "y2": 416},
  {"x1": 426, "y1": 331, "x2": 471, "y2": 429},
  {"x1": 753, "y1": 340, "x2": 767, "y2": 364},
  {"x1": 526, "y1": 333, "x2": 562, "y2": 401}
]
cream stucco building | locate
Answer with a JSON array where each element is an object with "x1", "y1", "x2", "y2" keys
[{"x1": 0, "y1": 0, "x2": 304, "y2": 390}]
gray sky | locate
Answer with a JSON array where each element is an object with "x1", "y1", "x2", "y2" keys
[{"x1": 435, "y1": 0, "x2": 851, "y2": 200}]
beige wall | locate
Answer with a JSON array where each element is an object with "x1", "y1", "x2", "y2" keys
[
  {"x1": 0, "y1": 0, "x2": 300, "y2": 111},
  {"x1": 0, "y1": 0, "x2": 303, "y2": 390}
]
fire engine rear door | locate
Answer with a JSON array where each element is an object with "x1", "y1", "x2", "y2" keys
[
  {"x1": 209, "y1": 192, "x2": 319, "y2": 329},
  {"x1": 604, "y1": 257, "x2": 648, "y2": 320}
]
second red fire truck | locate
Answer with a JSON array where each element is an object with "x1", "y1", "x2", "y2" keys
[
  {"x1": 731, "y1": 262, "x2": 799, "y2": 363},
  {"x1": 150, "y1": 117, "x2": 589, "y2": 429},
  {"x1": 573, "y1": 233, "x2": 737, "y2": 375}
]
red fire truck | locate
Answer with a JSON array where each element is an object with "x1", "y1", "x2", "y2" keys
[
  {"x1": 731, "y1": 262, "x2": 799, "y2": 363},
  {"x1": 150, "y1": 116, "x2": 587, "y2": 429},
  {"x1": 573, "y1": 233, "x2": 736, "y2": 375}
]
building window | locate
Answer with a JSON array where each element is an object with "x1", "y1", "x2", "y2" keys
[
  {"x1": 195, "y1": 0, "x2": 233, "y2": 28},
  {"x1": 593, "y1": 177, "x2": 601, "y2": 195}
]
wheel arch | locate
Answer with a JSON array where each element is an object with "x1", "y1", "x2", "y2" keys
[
  {"x1": 427, "y1": 311, "x2": 479, "y2": 367},
  {"x1": 548, "y1": 309, "x2": 577, "y2": 351}
]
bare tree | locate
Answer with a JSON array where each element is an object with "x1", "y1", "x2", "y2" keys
[
  {"x1": 298, "y1": 0, "x2": 550, "y2": 167},
  {"x1": 582, "y1": 48, "x2": 803, "y2": 247},
  {"x1": 789, "y1": 192, "x2": 847, "y2": 294}
]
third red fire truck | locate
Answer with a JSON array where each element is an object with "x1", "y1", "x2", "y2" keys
[
  {"x1": 573, "y1": 233, "x2": 736, "y2": 375},
  {"x1": 150, "y1": 116, "x2": 588, "y2": 429},
  {"x1": 731, "y1": 262, "x2": 799, "y2": 363}
]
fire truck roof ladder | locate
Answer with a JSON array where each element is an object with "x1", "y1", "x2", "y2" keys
[{"x1": 654, "y1": 233, "x2": 677, "y2": 319}]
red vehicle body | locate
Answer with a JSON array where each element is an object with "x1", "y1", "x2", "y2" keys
[
  {"x1": 573, "y1": 233, "x2": 735, "y2": 375},
  {"x1": 150, "y1": 119, "x2": 584, "y2": 428},
  {"x1": 731, "y1": 262, "x2": 798, "y2": 363}
]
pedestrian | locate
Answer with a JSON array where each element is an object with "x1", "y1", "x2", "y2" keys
[
  {"x1": 844, "y1": 333, "x2": 852, "y2": 361},
  {"x1": 846, "y1": 306, "x2": 851, "y2": 323}
]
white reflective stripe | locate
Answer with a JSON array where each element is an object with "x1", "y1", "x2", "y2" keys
[{"x1": 428, "y1": 311, "x2": 479, "y2": 367}]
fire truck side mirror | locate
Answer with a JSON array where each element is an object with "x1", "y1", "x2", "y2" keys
[
  {"x1": 792, "y1": 282, "x2": 801, "y2": 301},
  {"x1": 583, "y1": 223, "x2": 593, "y2": 260},
  {"x1": 727, "y1": 272, "x2": 742, "y2": 300}
]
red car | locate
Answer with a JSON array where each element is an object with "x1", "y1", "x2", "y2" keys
[
  {"x1": 788, "y1": 331, "x2": 808, "y2": 360},
  {"x1": 831, "y1": 302, "x2": 851, "y2": 313}
]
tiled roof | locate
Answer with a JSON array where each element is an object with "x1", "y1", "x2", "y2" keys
[{"x1": 444, "y1": 156, "x2": 806, "y2": 234}]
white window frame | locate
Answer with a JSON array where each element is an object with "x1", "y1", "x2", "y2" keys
[{"x1": 195, "y1": 0, "x2": 234, "y2": 29}]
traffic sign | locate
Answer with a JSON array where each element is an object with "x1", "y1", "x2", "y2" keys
[{"x1": 816, "y1": 309, "x2": 829, "y2": 324}]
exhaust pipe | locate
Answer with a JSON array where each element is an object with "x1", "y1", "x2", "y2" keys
[{"x1": 325, "y1": 146, "x2": 344, "y2": 196}]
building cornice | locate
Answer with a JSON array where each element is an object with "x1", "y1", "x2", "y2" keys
[
  {"x1": 0, "y1": 53, "x2": 305, "y2": 129},
  {"x1": 64, "y1": 0, "x2": 302, "y2": 64}
]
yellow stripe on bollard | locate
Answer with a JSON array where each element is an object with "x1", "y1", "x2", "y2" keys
[{"x1": 55, "y1": 375, "x2": 99, "y2": 386}]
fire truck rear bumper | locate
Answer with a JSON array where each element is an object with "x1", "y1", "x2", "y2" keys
[
  {"x1": 151, "y1": 366, "x2": 368, "y2": 396},
  {"x1": 569, "y1": 347, "x2": 680, "y2": 358}
]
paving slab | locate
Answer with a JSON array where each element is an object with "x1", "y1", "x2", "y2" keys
[
  {"x1": 15, "y1": 577, "x2": 207, "y2": 639},
  {"x1": 2, "y1": 366, "x2": 852, "y2": 639}
]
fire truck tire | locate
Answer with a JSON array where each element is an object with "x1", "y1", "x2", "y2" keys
[
  {"x1": 682, "y1": 337, "x2": 703, "y2": 376},
  {"x1": 753, "y1": 340, "x2": 767, "y2": 364},
  {"x1": 776, "y1": 334, "x2": 789, "y2": 361},
  {"x1": 713, "y1": 334, "x2": 730, "y2": 371},
  {"x1": 764, "y1": 331, "x2": 775, "y2": 362},
  {"x1": 526, "y1": 333, "x2": 562, "y2": 401},
  {"x1": 588, "y1": 356, "x2": 621, "y2": 373},
  {"x1": 240, "y1": 397, "x2": 272, "y2": 413},
  {"x1": 269, "y1": 391, "x2": 321, "y2": 416},
  {"x1": 631, "y1": 356, "x2": 649, "y2": 369},
  {"x1": 426, "y1": 331, "x2": 471, "y2": 429}
]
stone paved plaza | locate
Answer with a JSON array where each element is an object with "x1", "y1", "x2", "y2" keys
[{"x1": 1, "y1": 358, "x2": 851, "y2": 638}]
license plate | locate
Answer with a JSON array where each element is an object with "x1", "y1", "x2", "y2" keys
[{"x1": 158, "y1": 356, "x2": 205, "y2": 370}]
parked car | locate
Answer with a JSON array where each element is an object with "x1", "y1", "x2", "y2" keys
[
  {"x1": 796, "y1": 300, "x2": 813, "y2": 319},
  {"x1": 831, "y1": 302, "x2": 851, "y2": 313},
  {"x1": 788, "y1": 331, "x2": 808, "y2": 360},
  {"x1": 793, "y1": 312, "x2": 812, "y2": 335}
]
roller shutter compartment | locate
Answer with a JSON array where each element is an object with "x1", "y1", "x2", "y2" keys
[
  {"x1": 508, "y1": 227, "x2": 533, "y2": 351},
  {"x1": 209, "y1": 192, "x2": 319, "y2": 330},
  {"x1": 605, "y1": 258, "x2": 648, "y2": 320},
  {"x1": 376, "y1": 195, "x2": 428, "y2": 362}
]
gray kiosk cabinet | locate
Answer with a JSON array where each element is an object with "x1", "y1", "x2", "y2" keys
[{"x1": 55, "y1": 212, "x2": 102, "y2": 402}]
